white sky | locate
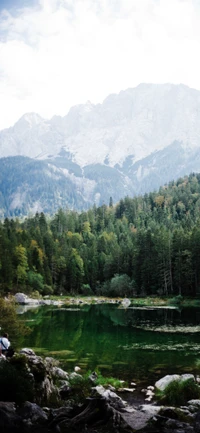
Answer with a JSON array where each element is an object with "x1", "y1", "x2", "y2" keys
[{"x1": 0, "y1": 0, "x2": 199, "y2": 130}]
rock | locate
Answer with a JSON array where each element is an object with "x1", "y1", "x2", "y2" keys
[
  {"x1": 44, "y1": 357, "x2": 59, "y2": 369},
  {"x1": 0, "y1": 402, "x2": 24, "y2": 433},
  {"x1": 194, "y1": 411, "x2": 200, "y2": 433},
  {"x1": 121, "y1": 298, "x2": 131, "y2": 308},
  {"x1": 188, "y1": 400, "x2": 200, "y2": 413},
  {"x1": 17, "y1": 401, "x2": 48, "y2": 424},
  {"x1": 88, "y1": 371, "x2": 98, "y2": 383},
  {"x1": 92, "y1": 385, "x2": 127, "y2": 410},
  {"x1": 120, "y1": 404, "x2": 161, "y2": 431},
  {"x1": 52, "y1": 367, "x2": 69, "y2": 380},
  {"x1": 20, "y1": 348, "x2": 36, "y2": 356},
  {"x1": 146, "y1": 389, "x2": 154, "y2": 396},
  {"x1": 59, "y1": 384, "x2": 72, "y2": 399},
  {"x1": 69, "y1": 372, "x2": 83, "y2": 381},
  {"x1": 15, "y1": 293, "x2": 39, "y2": 305},
  {"x1": 188, "y1": 400, "x2": 200, "y2": 407},
  {"x1": 74, "y1": 366, "x2": 81, "y2": 372},
  {"x1": 0, "y1": 354, "x2": 6, "y2": 361},
  {"x1": 155, "y1": 374, "x2": 195, "y2": 392},
  {"x1": 155, "y1": 374, "x2": 181, "y2": 391},
  {"x1": 118, "y1": 387, "x2": 135, "y2": 392},
  {"x1": 18, "y1": 348, "x2": 60, "y2": 405},
  {"x1": 181, "y1": 374, "x2": 195, "y2": 382}
]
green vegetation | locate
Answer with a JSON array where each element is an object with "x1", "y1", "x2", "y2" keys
[
  {"x1": 68, "y1": 370, "x2": 126, "y2": 403},
  {"x1": 93, "y1": 371, "x2": 126, "y2": 389},
  {"x1": 156, "y1": 378, "x2": 200, "y2": 406},
  {"x1": 2, "y1": 173, "x2": 200, "y2": 298},
  {"x1": 0, "y1": 298, "x2": 30, "y2": 348}
]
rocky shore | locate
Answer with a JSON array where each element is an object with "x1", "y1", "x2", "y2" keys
[
  {"x1": 14, "y1": 292, "x2": 123, "y2": 307},
  {"x1": 1, "y1": 348, "x2": 200, "y2": 432}
]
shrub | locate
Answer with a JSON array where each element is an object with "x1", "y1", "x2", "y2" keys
[
  {"x1": 169, "y1": 295, "x2": 183, "y2": 306},
  {"x1": 156, "y1": 378, "x2": 200, "y2": 406},
  {"x1": 80, "y1": 284, "x2": 94, "y2": 296},
  {"x1": 42, "y1": 284, "x2": 54, "y2": 295}
]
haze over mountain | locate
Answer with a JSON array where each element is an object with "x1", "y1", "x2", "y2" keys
[{"x1": 1, "y1": 83, "x2": 200, "y2": 217}]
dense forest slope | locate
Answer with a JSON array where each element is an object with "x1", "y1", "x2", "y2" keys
[
  {"x1": 1, "y1": 173, "x2": 200, "y2": 298},
  {"x1": 2, "y1": 84, "x2": 200, "y2": 216}
]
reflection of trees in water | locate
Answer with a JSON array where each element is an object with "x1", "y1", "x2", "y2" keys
[{"x1": 21, "y1": 305, "x2": 200, "y2": 382}]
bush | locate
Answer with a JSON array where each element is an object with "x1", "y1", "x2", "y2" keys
[
  {"x1": 156, "y1": 378, "x2": 200, "y2": 406},
  {"x1": 42, "y1": 284, "x2": 54, "y2": 296},
  {"x1": 80, "y1": 284, "x2": 94, "y2": 296},
  {"x1": 169, "y1": 295, "x2": 183, "y2": 306},
  {"x1": 0, "y1": 298, "x2": 30, "y2": 348}
]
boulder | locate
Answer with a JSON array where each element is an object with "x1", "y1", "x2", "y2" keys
[
  {"x1": 0, "y1": 402, "x2": 24, "y2": 433},
  {"x1": 17, "y1": 401, "x2": 48, "y2": 424},
  {"x1": 155, "y1": 374, "x2": 195, "y2": 392},
  {"x1": 155, "y1": 374, "x2": 181, "y2": 391},
  {"x1": 15, "y1": 293, "x2": 39, "y2": 305},
  {"x1": 121, "y1": 298, "x2": 131, "y2": 308},
  {"x1": 92, "y1": 385, "x2": 127, "y2": 410},
  {"x1": 51, "y1": 367, "x2": 69, "y2": 380}
]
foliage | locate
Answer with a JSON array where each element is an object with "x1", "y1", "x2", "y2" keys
[
  {"x1": 2, "y1": 173, "x2": 200, "y2": 298},
  {"x1": 168, "y1": 295, "x2": 183, "y2": 306},
  {"x1": 155, "y1": 378, "x2": 200, "y2": 406},
  {"x1": 0, "y1": 298, "x2": 30, "y2": 348},
  {"x1": 68, "y1": 373, "x2": 91, "y2": 403},
  {"x1": 93, "y1": 371, "x2": 126, "y2": 389}
]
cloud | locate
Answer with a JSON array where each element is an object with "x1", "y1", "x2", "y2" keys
[{"x1": 0, "y1": 0, "x2": 199, "y2": 130}]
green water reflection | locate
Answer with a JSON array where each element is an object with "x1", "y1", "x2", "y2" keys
[{"x1": 20, "y1": 305, "x2": 200, "y2": 385}]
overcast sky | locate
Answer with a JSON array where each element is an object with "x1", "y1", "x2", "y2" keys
[{"x1": 0, "y1": 0, "x2": 200, "y2": 130}]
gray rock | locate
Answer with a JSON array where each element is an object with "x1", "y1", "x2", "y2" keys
[
  {"x1": 52, "y1": 367, "x2": 69, "y2": 380},
  {"x1": 188, "y1": 400, "x2": 200, "y2": 407},
  {"x1": 155, "y1": 374, "x2": 195, "y2": 392},
  {"x1": 155, "y1": 374, "x2": 180, "y2": 391},
  {"x1": 15, "y1": 293, "x2": 39, "y2": 305},
  {"x1": 69, "y1": 372, "x2": 83, "y2": 381},
  {"x1": 93, "y1": 385, "x2": 127, "y2": 410},
  {"x1": 181, "y1": 374, "x2": 195, "y2": 382},
  {"x1": 20, "y1": 348, "x2": 36, "y2": 356},
  {"x1": 121, "y1": 298, "x2": 131, "y2": 308},
  {"x1": 17, "y1": 401, "x2": 48, "y2": 424},
  {"x1": 0, "y1": 402, "x2": 23, "y2": 433}
]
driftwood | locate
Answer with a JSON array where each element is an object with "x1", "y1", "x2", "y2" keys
[{"x1": 49, "y1": 397, "x2": 122, "y2": 432}]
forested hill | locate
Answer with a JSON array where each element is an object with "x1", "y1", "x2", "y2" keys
[{"x1": 1, "y1": 172, "x2": 200, "y2": 298}]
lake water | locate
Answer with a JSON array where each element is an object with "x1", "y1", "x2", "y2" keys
[{"x1": 20, "y1": 304, "x2": 200, "y2": 386}]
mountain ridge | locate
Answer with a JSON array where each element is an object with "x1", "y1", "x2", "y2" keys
[{"x1": 1, "y1": 83, "x2": 200, "y2": 216}]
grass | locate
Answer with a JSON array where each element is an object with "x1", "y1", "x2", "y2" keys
[
  {"x1": 155, "y1": 378, "x2": 200, "y2": 406},
  {"x1": 68, "y1": 370, "x2": 127, "y2": 404},
  {"x1": 92, "y1": 370, "x2": 126, "y2": 389}
]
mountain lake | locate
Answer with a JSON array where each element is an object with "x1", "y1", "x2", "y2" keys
[{"x1": 19, "y1": 304, "x2": 200, "y2": 388}]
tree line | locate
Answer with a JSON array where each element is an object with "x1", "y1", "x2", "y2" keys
[{"x1": 1, "y1": 172, "x2": 200, "y2": 298}]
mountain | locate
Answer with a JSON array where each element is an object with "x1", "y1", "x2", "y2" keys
[{"x1": 1, "y1": 83, "x2": 200, "y2": 216}]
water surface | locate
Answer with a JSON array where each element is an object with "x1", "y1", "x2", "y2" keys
[{"x1": 20, "y1": 304, "x2": 200, "y2": 385}]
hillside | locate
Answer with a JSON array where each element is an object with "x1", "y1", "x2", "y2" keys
[
  {"x1": 1, "y1": 173, "x2": 200, "y2": 298},
  {"x1": 1, "y1": 84, "x2": 200, "y2": 216}
]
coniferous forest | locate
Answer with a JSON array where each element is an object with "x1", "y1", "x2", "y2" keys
[{"x1": 1, "y1": 172, "x2": 200, "y2": 298}]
